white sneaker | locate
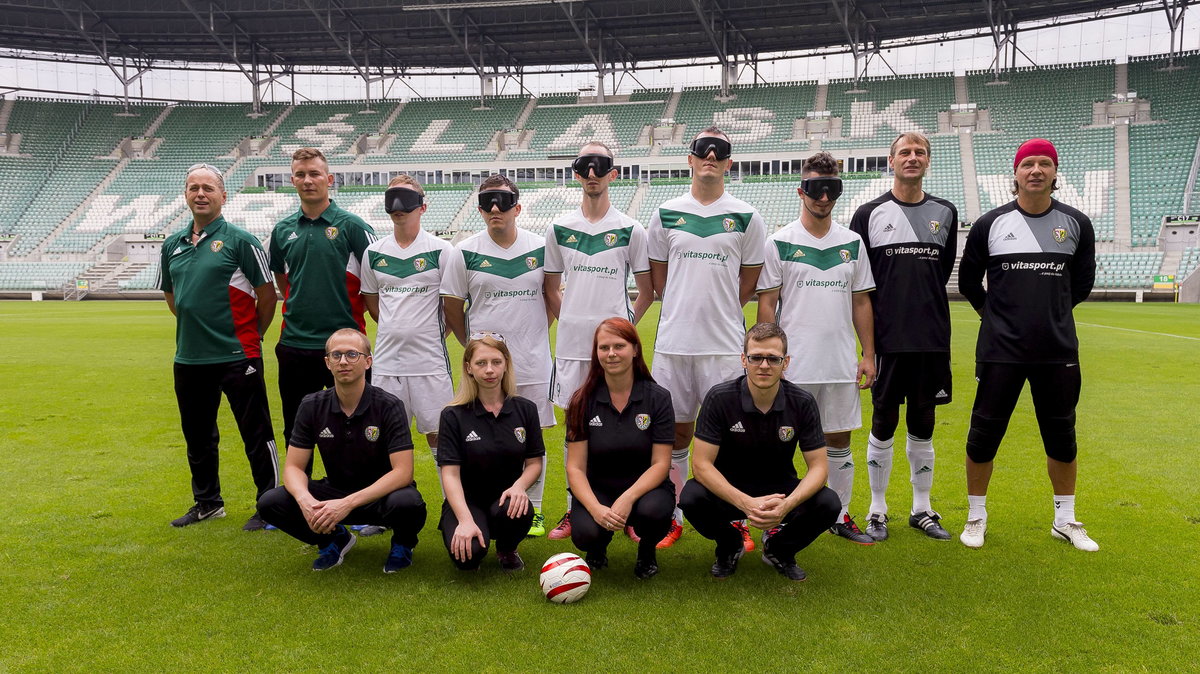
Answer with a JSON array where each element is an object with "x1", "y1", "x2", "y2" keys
[
  {"x1": 960, "y1": 518, "x2": 986, "y2": 548},
  {"x1": 1051, "y1": 521, "x2": 1099, "y2": 552}
]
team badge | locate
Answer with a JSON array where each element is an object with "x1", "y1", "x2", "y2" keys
[
  {"x1": 364, "y1": 426, "x2": 380, "y2": 442},
  {"x1": 839, "y1": 249, "x2": 851, "y2": 263},
  {"x1": 930, "y1": 220, "x2": 941, "y2": 234},
  {"x1": 722, "y1": 217, "x2": 736, "y2": 232},
  {"x1": 209, "y1": 240, "x2": 224, "y2": 253},
  {"x1": 778, "y1": 426, "x2": 795, "y2": 441},
  {"x1": 413, "y1": 258, "x2": 427, "y2": 272},
  {"x1": 525, "y1": 256, "x2": 539, "y2": 270},
  {"x1": 1053, "y1": 227, "x2": 1067, "y2": 243},
  {"x1": 325, "y1": 226, "x2": 339, "y2": 240},
  {"x1": 635, "y1": 414, "x2": 651, "y2": 431},
  {"x1": 514, "y1": 427, "x2": 527, "y2": 443},
  {"x1": 791, "y1": 249, "x2": 805, "y2": 258},
  {"x1": 604, "y1": 232, "x2": 618, "y2": 247}
]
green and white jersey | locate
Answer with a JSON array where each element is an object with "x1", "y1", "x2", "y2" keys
[
  {"x1": 160, "y1": 217, "x2": 271, "y2": 365},
  {"x1": 360, "y1": 229, "x2": 459, "y2": 377},
  {"x1": 443, "y1": 228, "x2": 551, "y2": 385},
  {"x1": 545, "y1": 207, "x2": 649, "y2": 361},
  {"x1": 648, "y1": 191, "x2": 766, "y2": 356},
  {"x1": 268, "y1": 200, "x2": 377, "y2": 350},
  {"x1": 758, "y1": 220, "x2": 875, "y2": 384}
]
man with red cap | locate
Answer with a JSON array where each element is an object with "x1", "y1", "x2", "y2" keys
[{"x1": 958, "y1": 138, "x2": 1097, "y2": 551}]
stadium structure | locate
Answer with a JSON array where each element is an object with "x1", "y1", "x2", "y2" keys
[{"x1": 0, "y1": 1, "x2": 1197, "y2": 301}]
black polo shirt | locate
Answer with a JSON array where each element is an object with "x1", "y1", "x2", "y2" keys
[
  {"x1": 437, "y1": 396, "x2": 546, "y2": 505},
  {"x1": 566, "y1": 378, "x2": 674, "y2": 494},
  {"x1": 291, "y1": 384, "x2": 413, "y2": 493},
  {"x1": 694, "y1": 375, "x2": 825, "y2": 496}
]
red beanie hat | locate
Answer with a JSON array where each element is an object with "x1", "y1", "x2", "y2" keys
[{"x1": 1014, "y1": 138, "x2": 1058, "y2": 171}]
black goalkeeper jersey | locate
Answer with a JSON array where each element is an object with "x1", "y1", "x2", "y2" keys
[
  {"x1": 850, "y1": 192, "x2": 958, "y2": 353},
  {"x1": 959, "y1": 200, "x2": 1095, "y2": 364}
]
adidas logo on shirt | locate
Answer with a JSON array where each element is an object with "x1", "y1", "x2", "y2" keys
[
  {"x1": 245, "y1": 364, "x2": 257, "y2": 375},
  {"x1": 466, "y1": 430, "x2": 482, "y2": 442},
  {"x1": 172, "y1": 246, "x2": 183, "y2": 256},
  {"x1": 675, "y1": 217, "x2": 687, "y2": 226},
  {"x1": 319, "y1": 427, "x2": 334, "y2": 439},
  {"x1": 287, "y1": 232, "x2": 299, "y2": 241},
  {"x1": 589, "y1": 416, "x2": 603, "y2": 427},
  {"x1": 730, "y1": 421, "x2": 745, "y2": 433},
  {"x1": 479, "y1": 260, "x2": 492, "y2": 268},
  {"x1": 935, "y1": 389, "x2": 948, "y2": 398},
  {"x1": 566, "y1": 234, "x2": 579, "y2": 243},
  {"x1": 882, "y1": 224, "x2": 895, "y2": 232},
  {"x1": 1003, "y1": 232, "x2": 1017, "y2": 241}
]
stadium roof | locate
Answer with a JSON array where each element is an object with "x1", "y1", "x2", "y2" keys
[{"x1": 0, "y1": 0, "x2": 1162, "y2": 75}]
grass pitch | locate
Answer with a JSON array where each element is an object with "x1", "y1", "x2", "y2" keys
[{"x1": 0, "y1": 300, "x2": 1197, "y2": 671}]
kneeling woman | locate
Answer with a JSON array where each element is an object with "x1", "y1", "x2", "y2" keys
[
  {"x1": 566, "y1": 318, "x2": 675, "y2": 578},
  {"x1": 438, "y1": 334, "x2": 545, "y2": 571}
]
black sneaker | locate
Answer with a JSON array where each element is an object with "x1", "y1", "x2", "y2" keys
[
  {"x1": 383, "y1": 543, "x2": 414, "y2": 573},
  {"x1": 585, "y1": 553, "x2": 609, "y2": 571},
  {"x1": 829, "y1": 514, "x2": 876, "y2": 545},
  {"x1": 909, "y1": 511, "x2": 952, "y2": 540},
  {"x1": 312, "y1": 526, "x2": 356, "y2": 571},
  {"x1": 170, "y1": 503, "x2": 226, "y2": 527},
  {"x1": 710, "y1": 546, "x2": 744, "y2": 579},
  {"x1": 761, "y1": 549, "x2": 807, "y2": 581},
  {"x1": 242, "y1": 512, "x2": 269, "y2": 531},
  {"x1": 357, "y1": 525, "x2": 389, "y2": 537},
  {"x1": 497, "y1": 550, "x2": 525, "y2": 572},
  {"x1": 865, "y1": 513, "x2": 889, "y2": 541},
  {"x1": 633, "y1": 554, "x2": 659, "y2": 580}
]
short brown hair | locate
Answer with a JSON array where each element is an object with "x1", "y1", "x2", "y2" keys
[
  {"x1": 325, "y1": 328, "x2": 371, "y2": 355},
  {"x1": 889, "y1": 132, "x2": 931, "y2": 157},
  {"x1": 802, "y1": 151, "x2": 839, "y2": 177},
  {"x1": 693, "y1": 126, "x2": 730, "y2": 142},
  {"x1": 480, "y1": 174, "x2": 519, "y2": 201},
  {"x1": 745, "y1": 322, "x2": 788, "y2": 354},
  {"x1": 388, "y1": 173, "x2": 424, "y2": 196},
  {"x1": 579, "y1": 141, "x2": 614, "y2": 158},
  {"x1": 291, "y1": 147, "x2": 328, "y2": 164}
]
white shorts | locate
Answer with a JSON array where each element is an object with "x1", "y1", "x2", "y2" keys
[
  {"x1": 516, "y1": 382, "x2": 557, "y2": 428},
  {"x1": 652, "y1": 353, "x2": 745, "y2": 423},
  {"x1": 375, "y1": 373, "x2": 454, "y2": 436},
  {"x1": 792, "y1": 381, "x2": 863, "y2": 433},
  {"x1": 551, "y1": 359, "x2": 589, "y2": 408}
]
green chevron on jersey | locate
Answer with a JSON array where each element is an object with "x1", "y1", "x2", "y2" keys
[
  {"x1": 660, "y1": 209, "x2": 752, "y2": 238},
  {"x1": 553, "y1": 225, "x2": 632, "y2": 256},
  {"x1": 774, "y1": 239, "x2": 860, "y2": 271},
  {"x1": 368, "y1": 249, "x2": 442, "y2": 279},
  {"x1": 463, "y1": 248, "x2": 545, "y2": 279}
]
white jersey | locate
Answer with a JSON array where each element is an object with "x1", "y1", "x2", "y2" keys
[
  {"x1": 545, "y1": 207, "x2": 650, "y2": 361},
  {"x1": 758, "y1": 219, "x2": 875, "y2": 383},
  {"x1": 443, "y1": 227, "x2": 552, "y2": 385},
  {"x1": 648, "y1": 191, "x2": 766, "y2": 355},
  {"x1": 359, "y1": 230, "x2": 458, "y2": 377}
]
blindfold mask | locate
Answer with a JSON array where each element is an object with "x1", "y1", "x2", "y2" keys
[
  {"x1": 689, "y1": 136, "x2": 732, "y2": 160},
  {"x1": 478, "y1": 189, "x2": 518, "y2": 212},
  {"x1": 799, "y1": 176, "x2": 843, "y2": 202},
  {"x1": 384, "y1": 187, "x2": 424, "y2": 214},
  {"x1": 571, "y1": 154, "x2": 615, "y2": 178}
]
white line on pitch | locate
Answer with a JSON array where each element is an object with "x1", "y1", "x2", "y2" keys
[{"x1": 1075, "y1": 322, "x2": 1200, "y2": 341}]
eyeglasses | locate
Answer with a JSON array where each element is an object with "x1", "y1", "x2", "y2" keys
[
  {"x1": 469, "y1": 331, "x2": 505, "y2": 342},
  {"x1": 326, "y1": 350, "x2": 366, "y2": 363},
  {"x1": 689, "y1": 136, "x2": 732, "y2": 160},
  {"x1": 187, "y1": 162, "x2": 222, "y2": 177},
  {"x1": 745, "y1": 354, "x2": 786, "y2": 366}
]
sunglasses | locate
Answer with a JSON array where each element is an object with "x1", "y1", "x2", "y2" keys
[
  {"x1": 478, "y1": 190, "x2": 518, "y2": 212},
  {"x1": 689, "y1": 136, "x2": 732, "y2": 160},
  {"x1": 384, "y1": 187, "x2": 424, "y2": 214},
  {"x1": 571, "y1": 154, "x2": 615, "y2": 178},
  {"x1": 799, "y1": 176, "x2": 844, "y2": 202}
]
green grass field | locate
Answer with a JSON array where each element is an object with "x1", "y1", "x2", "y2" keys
[{"x1": 1, "y1": 300, "x2": 1197, "y2": 671}]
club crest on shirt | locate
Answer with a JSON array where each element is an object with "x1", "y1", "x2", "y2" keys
[
  {"x1": 929, "y1": 220, "x2": 941, "y2": 234},
  {"x1": 839, "y1": 249, "x2": 851, "y2": 263},
  {"x1": 778, "y1": 426, "x2": 795, "y2": 441},
  {"x1": 325, "y1": 226, "x2": 339, "y2": 240},
  {"x1": 722, "y1": 217, "x2": 736, "y2": 232},
  {"x1": 1053, "y1": 227, "x2": 1067, "y2": 243},
  {"x1": 604, "y1": 232, "x2": 618, "y2": 247},
  {"x1": 209, "y1": 240, "x2": 224, "y2": 253},
  {"x1": 635, "y1": 414, "x2": 650, "y2": 431},
  {"x1": 413, "y1": 258, "x2": 427, "y2": 272},
  {"x1": 514, "y1": 427, "x2": 527, "y2": 443},
  {"x1": 525, "y1": 257, "x2": 539, "y2": 270},
  {"x1": 364, "y1": 426, "x2": 380, "y2": 442}
]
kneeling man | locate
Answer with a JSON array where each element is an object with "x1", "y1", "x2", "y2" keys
[
  {"x1": 258, "y1": 328, "x2": 427, "y2": 572},
  {"x1": 680, "y1": 323, "x2": 840, "y2": 581}
]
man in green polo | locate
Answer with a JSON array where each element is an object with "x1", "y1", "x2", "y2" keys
[
  {"x1": 268, "y1": 147, "x2": 377, "y2": 453},
  {"x1": 161, "y1": 162, "x2": 280, "y2": 530}
]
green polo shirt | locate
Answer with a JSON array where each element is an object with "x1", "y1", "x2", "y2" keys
[
  {"x1": 268, "y1": 200, "x2": 377, "y2": 350},
  {"x1": 160, "y1": 216, "x2": 272, "y2": 365}
]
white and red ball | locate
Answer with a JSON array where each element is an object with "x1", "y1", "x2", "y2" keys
[{"x1": 539, "y1": 553, "x2": 591, "y2": 604}]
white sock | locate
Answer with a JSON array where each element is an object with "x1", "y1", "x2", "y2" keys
[
  {"x1": 525, "y1": 455, "x2": 547, "y2": 509},
  {"x1": 670, "y1": 448, "x2": 689, "y2": 524},
  {"x1": 866, "y1": 434, "x2": 894, "y2": 516},
  {"x1": 826, "y1": 447, "x2": 854, "y2": 519},
  {"x1": 906, "y1": 435, "x2": 935, "y2": 514},
  {"x1": 967, "y1": 495, "x2": 987, "y2": 523},
  {"x1": 1053, "y1": 494, "x2": 1076, "y2": 527}
]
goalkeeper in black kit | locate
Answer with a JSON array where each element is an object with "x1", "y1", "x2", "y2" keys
[{"x1": 957, "y1": 138, "x2": 1097, "y2": 552}]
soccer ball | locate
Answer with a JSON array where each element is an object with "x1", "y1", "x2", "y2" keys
[{"x1": 539, "y1": 553, "x2": 591, "y2": 604}]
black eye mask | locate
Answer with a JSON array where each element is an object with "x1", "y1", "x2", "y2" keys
[
  {"x1": 478, "y1": 190, "x2": 518, "y2": 212},
  {"x1": 689, "y1": 136, "x2": 732, "y2": 160},
  {"x1": 384, "y1": 187, "x2": 424, "y2": 214},
  {"x1": 571, "y1": 154, "x2": 615, "y2": 177},
  {"x1": 799, "y1": 176, "x2": 843, "y2": 201}
]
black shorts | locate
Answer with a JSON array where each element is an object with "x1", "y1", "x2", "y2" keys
[{"x1": 872, "y1": 352, "x2": 952, "y2": 407}]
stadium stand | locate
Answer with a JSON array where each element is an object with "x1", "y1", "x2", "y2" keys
[
  {"x1": 0, "y1": 261, "x2": 91, "y2": 289},
  {"x1": 659, "y1": 82, "x2": 817, "y2": 155},
  {"x1": 822, "y1": 73, "x2": 955, "y2": 150},
  {"x1": 364, "y1": 95, "x2": 527, "y2": 163},
  {"x1": 1178, "y1": 247, "x2": 1200, "y2": 280},
  {"x1": 272, "y1": 100, "x2": 398, "y2": 159},
  {"x1": 1095, "y1": 251, "x2": 1164, "y2": 288},
  {"x1": 504, "y1": 96, "x2": 664, "y2": 161}
]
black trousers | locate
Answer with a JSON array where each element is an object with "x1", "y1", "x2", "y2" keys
[
  {"x1": 257, "y1": 480, "x2": 426, "y2": 548},
  {"x1": 173, "y1": 357, "x2": 278, "y2": 507},
  {"x1": 680, "y1": 479, "x2": 840, "y2": 561},
  {"x1": 275, "y1": 343, "x2": 334, "y2": 448},
  {"x1": 570, "y1": 481, "x2": 674, "y2": 557},
  {"x1": 439, "y1": 498, "x2": 535, "y2": 571}
]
